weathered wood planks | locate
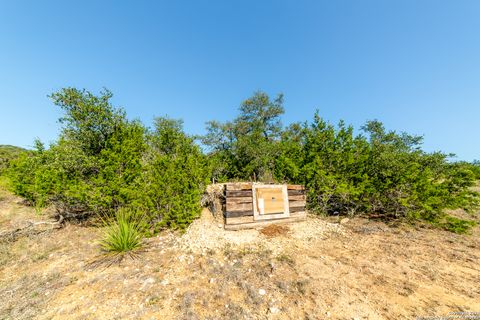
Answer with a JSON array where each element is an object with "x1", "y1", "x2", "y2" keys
[
  {"x1": 226, "y1": 189, "x2": 305, "y2": 197},
  {"x1": 288, "y1": 200, "x2": 306, "y2": 207},
  {"x1": 225, "y1": 183, "x2": 251, "y2": 191},
  {"x1": 224, "y1": 211, "x2": 306, "y2": 230},
  {"x1": 225, "y1": 202, "x2": 253, "y2": 212},
  {"x1": 226, "y1": 196, "x2": 254, "y2": 204},
  {"x1": 286, "y1": 184, "x2": 305, "y2": 190},
  {"x1": 288, "y1": 194, "x2": 306, "y2": 201},
  {"x1": 223, "y1": 183, "x2": 307, "y2": 229},
  {"x1": 225, "y1": 210, "x2": 306, "y2": 225},
  {"x1": 225, "y1": 183, "x2": 304, "y2": 191},
  {"x1": 226, "y1": 190, "x2": 253, "y2": 197},
  {"x1": 225, "y1": 205, "x2": 306, "y2": 217},
  {"x1": 289, "y1": 206, "x2": 306, "y2": 213},
  {"x1": 286, "y1": 190, "x2": 305, "y2": 196},
  {"x1": 224, "y1": 210, "x2": 254, "y2": 218}
]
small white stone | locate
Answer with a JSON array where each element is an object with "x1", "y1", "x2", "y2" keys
[
  {"x1": 258, "y1": 288, "x2": 266, "y2": 295},
  {"x1": 269, "y1": 306, "x2": 280, "y2": 314}
]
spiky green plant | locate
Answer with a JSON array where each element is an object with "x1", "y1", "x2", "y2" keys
[{"x1": 100, "y1": 209, "x2": 144, "y2": 254}]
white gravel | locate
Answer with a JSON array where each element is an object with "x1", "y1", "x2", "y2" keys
[{"x1": 176, "y1": 207, "x2": 346, "y2": 254}]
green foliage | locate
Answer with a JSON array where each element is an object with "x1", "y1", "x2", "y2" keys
[
  {"x1": 49, "y1": 88, "x2": 126, "y2": 156},
  {"x1": 138, "y1": 117, "x2": 208, "y2": 230},
  {"x1": 6, "y1": 88, "x2": 479, "y2": 235},
  {"x1": 0, "y1": 145, "x2": 27, "y2": 174},
  {"x1": 202, "y1": 91, "x2": 284, "y2": 182},
  {"x1": 7, "y1": 88, "x2": 207, "y2": 231},
  {"x1": 435, "y1": 216, "x2": 477, "y2": 234},
  {"x1": 294, "y1": 116, "x2": 479, "y2": 226},
  {"x1": 203, "y1": 94, "x2": 479, "y2": 233},
  {"x1": 473, "y1": 160, "x2": 480, "y2": 179},
  {"x1": 100, "y1": 208, "x2": 144, "y2": 253},
  {"x1": 453, "y1": 160, "x2": 480, "y2": 180},
  {"x1": 295, "y1": 114, "x2": 370, "y2": 216}
]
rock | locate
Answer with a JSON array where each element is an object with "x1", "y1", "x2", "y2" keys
[
  {"x1": 144, "y1": 277, "x2": 155, "y2": 284},
  {"x1": 141, "y1": 278, "x2": 156, "y2": 291},
  {"x1": 258, "y1": 288, "x2": 266, "y2": 295},
  {"x1": 161, "y1": 279, "x2": 169, "y2": 286},
  {"x1": 269, "y1": 306, "x2": 280, "y2": 314},
  {"x1": 340, "y1": 218, "x2": 350, "y2": 224}
]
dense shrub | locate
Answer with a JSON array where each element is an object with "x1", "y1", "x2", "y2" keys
[
  {"x1": 6, "y1": 88, "x2": 479, "y2": 234},
  {"x1": 300, "y1": 115, "x2": 371, "y2": 216},
  {"x1": 8, "y1": 88, "x2": 207, "y2": 230},
  {"x1": 202, "y1": 91, "x2": 284, "y2": 182},
  {"x1": 203, "y1": 92, "x2": 479, "y2": 231},
  {"x1": 0, "y1": 145, "x2": 27, "y2": 174},
  {"x1": 137, "y1": 117, "x2": 208, "y2": 230}
]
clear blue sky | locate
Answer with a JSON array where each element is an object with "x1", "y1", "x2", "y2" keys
[{"x1": 1, "y1": 1, "x2": 479, "y2": 161}]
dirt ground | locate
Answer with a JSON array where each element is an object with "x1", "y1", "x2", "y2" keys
[{"x1": 1, "y1": 189, "x2": 479, "y2": 320}]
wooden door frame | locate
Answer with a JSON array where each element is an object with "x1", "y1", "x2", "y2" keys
[{"x1": 252, "y1": 184, "x2": 290, "y2": 221}]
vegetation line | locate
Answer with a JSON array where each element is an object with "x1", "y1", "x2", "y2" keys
[{"x1": 0, "y1": 88, "x2": 478, "y2": 247}]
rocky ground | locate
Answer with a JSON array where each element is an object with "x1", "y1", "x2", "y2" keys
[{"x1": 1, "y1": 188, "x2": 479, "y2": 320}]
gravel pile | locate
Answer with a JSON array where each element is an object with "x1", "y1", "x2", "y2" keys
[
  {"x1": 176, "y1": 208, "x2": 346, "y2": 254},
  {"x1": 176, "y1": 208, "x2": 258, "y2": 254}
]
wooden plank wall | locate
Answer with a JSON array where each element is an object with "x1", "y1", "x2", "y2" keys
[{"x1": 224, "y1": 183, "x2": 307, "y2": 229}]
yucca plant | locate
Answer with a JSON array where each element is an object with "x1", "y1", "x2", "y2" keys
[{"x1": 100, "y1": 208, "x2": 144, "y2": 255}]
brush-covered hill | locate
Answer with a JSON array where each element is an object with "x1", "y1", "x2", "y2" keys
[{"x1": 0, "y1": 145, "x2": 27, "y2": 173}]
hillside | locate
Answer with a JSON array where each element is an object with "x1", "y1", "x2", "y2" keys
[
  {"x1": 0, "y1": 145, "x2": 27, "y2": 172},
  {"x1": 1, "y1": 187, "x2": 479, "y2": 319}
]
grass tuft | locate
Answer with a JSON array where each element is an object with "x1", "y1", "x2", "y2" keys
[{"x1": 100, "y1": 209, "x2": 144, "y2": 254}]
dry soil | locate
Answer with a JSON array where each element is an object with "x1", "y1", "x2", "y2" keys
[{"x1": 1, "y1": 189, "x2": 479, "y2": 320}]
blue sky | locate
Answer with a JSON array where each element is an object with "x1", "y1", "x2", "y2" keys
[{"x1": 0, "y1": 0, "x2": 479, "y2": 161}]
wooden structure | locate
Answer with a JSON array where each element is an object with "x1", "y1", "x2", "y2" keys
[{"x1": 223, "y1": 182, "x2": 306, "y2": 230}]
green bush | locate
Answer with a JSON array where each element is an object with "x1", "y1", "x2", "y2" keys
[
  {"x1": 0, "y1": 145, "x2": 27, "y2": 174},
  {"x1": 8, "y1": 88, "x2": 207, "y2": 230},
  {"x1": 202, "y1": 93, "x2": 479, "y2": 233},
  {"x1": 6, "y1": 88, "x2": 479, "y2": 234},
  {"x1": 296, "y1": 117, "x2": 479, "y2": 225},
  {"x1": 202, "y1": 91, "x2": 284, "y2": 182},
  {"x1": 437, "y1": 216, "x2": 477, "y2": 234},
  {"x1": 137, "y1": 117, "x2": 208, "y2": 230}
]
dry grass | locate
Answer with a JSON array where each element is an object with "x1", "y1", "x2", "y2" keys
[{"x1": 1, "y1": 192, "x2": 479, "y2": 319}]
